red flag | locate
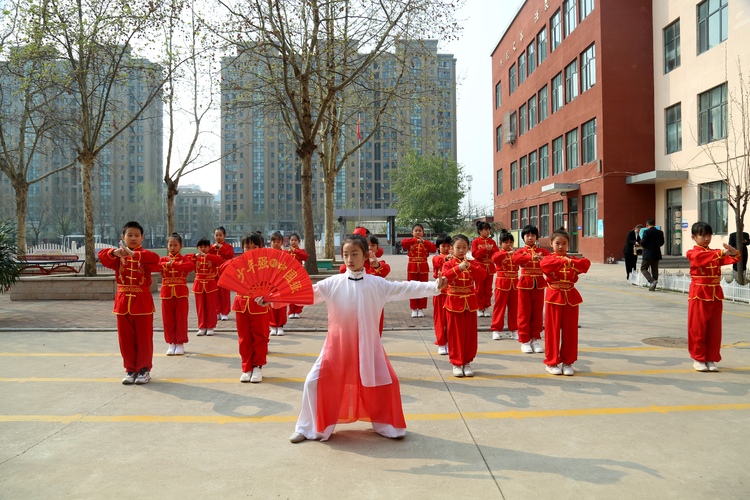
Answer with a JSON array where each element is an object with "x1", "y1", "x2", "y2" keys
[{"x1": 356, "y1": 117, "x2": 362, "y2": 142}]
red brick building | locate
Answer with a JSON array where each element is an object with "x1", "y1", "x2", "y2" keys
[{"x1": 492, "y1": 0, "x2": 656, "y2": 262}]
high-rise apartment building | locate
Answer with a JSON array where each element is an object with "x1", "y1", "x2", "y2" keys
[{"x1": 174, "y1": 185, "x2": 217, "y2": 244}]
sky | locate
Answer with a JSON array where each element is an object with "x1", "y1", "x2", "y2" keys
[{"x1": 180, "y1": 0, "x2": 520, "y2": 218}]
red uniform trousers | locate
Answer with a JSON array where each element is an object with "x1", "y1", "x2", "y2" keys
[
  {"x1": 269, "y1": 306, "x2": 288, "y2": 328},
  {"x1": 236, "y1": 311, "x2": 270, "y2": 371},
  {"x1": 162, "y1": 297, "x2": 189, "y2": 345},
  {"x1": 288, "y1": 304, "x2": 304, "y2": 315},
  {"x1": 688, "y1": 299, "x2": 723, "y2": 363},
  {"x1": 446, "y1": 310, "x2": 478, "y2": 366},
  {"x1": 117, "y1": 314, "x2": 154, "y2": 372},
  {"x1": 216, "y1": 286, "x2": 232, "y2": 317},
  {"x1": 407, "y1": 271, "x2": 429, "y2": 309},
  {"x1": 543, "y1": 302, "x2": 579, "y2": 366},
  {"x1": 195, "y1": 291, "x2": 218, "y2": 329},
  {"x1": 432, "y1": 294, "x2": 448, "y2": 346},
  {"x1": 476, "y1": 264, "x2": 494, "y2": 310},
  {"x1": 517, "y1": 287, "x2": 544, "y2": 342},
  {"x1": 491, "y1": 287, "x2": 518, "y2": 332}
]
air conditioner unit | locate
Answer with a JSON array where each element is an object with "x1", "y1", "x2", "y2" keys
[{"x1": 505, "y1": 131, "x2": 517, "y2": 144}]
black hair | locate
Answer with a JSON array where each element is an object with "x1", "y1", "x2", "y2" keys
[
  {"x1": 691, "y1": 221, "x2": 713, "y2": 237},
  {"x1": 499, "y1": 230, "x2": 514, "y2": 244},
  {"x1": 214, "y1": 226, "x2": 227, "y2": 236},
  {"x1": 241, "y1": 232, "x2": 264, "y2": 249},
  {"x1": 476, "y1": 221, "x2": 491, "y2": 233},
  {"x1": 367, "y1": 234, "x2": 379, "y2": 246},
  {"x1": 122, "y1": 221, "x2": 144, "y2": 236},
  {"x1": 550, "y1": 227, "x2": 570, "y2": 243},
  {"x1": 196, "y1": 237, "x2": 211, "y2": 247},
  {"x1": 168, "y1": 232, "x2": 182, "y2": 245},
  {"x1": 412, "y1": 223, "x2": 424, "y2": 231},
  {"x1": 289, "y1": 233, "x2": 301, "y2": 241},
  {"x1": 521, "y1": 225, "x2": 539, "y2": 239},
  {"x1": 270, "y1": 231, "x2": 283, "y2": 242},
  {"x1": 451, "y1": 234, "x2": 470, "y2": 246},
  {"x1": 646, "y1": 218, "x2": 655, "y2": 226},
  {"x1": 435, "y1": 233, "x2": 452, "y2": 246},
  {"x1": 343, "y1": 234, "x2": 369, "y2": 255}
]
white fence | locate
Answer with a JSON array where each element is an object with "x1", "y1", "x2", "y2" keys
[
  {"x1": 628, "y1": 270, "x2": 750, "y2": 304},
  {"x1": 25, "y1": 242, "x2": 114, "y2": 257}
]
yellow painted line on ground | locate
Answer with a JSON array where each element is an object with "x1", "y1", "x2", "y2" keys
[{"x1": 2, "y1": 403, "x2": 749, "y2": 425}]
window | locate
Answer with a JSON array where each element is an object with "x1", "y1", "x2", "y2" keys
[
  {"x1": 551, "y1": 10, "x2": 562, "y2": 51},
  {"x1": 539, "y1": 144, "x2": 549, "y2": 180},
  {"x1": 552, "y1": 136, "x2": 564, "y2": 175},
  {"x1": 540, "y1": 204, "x2": 550, "y2": 237},
  {"x1": 552, "y1": 73, "x2": 563, "y2": 113},
  {"x1": 520, "y1": 156, "x2": 528, "y2": 186},
  {"x1": 509, "y1": 64, "x2": 517, "y2": 94},
  {"x1": 581, "y1": 44, "x2": 596, "y2": 92},
  {"x1": 565, "y1": 60, "x2": 578, "y2": 103},
  {"x1": 566, "y1": 129, "x2": 579, "y2": 170},
  {"x1": 520, "y1": 207, "x2": 529, "y2": 228},
  {"x1": 582, "y1": 194, "x2": 598, "y2": 237},
  {"x1": 496, "y1": 125, "x2": 503, "y2": 152},
  {"x1": 527, "y1": 40, "x2": 536, "y2": 76},
  {"x1": 518, "y1": 52, "x2": 526, "y2": 85},
  {"x1": 529, "y1": 150, "x2": 538, "y2": 184},
  {"x1": 511, "y1": 210, "x2": 519, "y2": 230},
  {"x1": 495, "y1": 81, "x2": 502, "y2": 108},
  {"x1": 538, "y1": 28, "x2": 548, "y2": 65},
  {"x1": 519, "y1": 104, "x2": 527, "y2": 135},
  {"x1": 582, "y1": 119, "x2": 597, "y2": 163},
  {"x1": 664, "y1": 19, "x2": 681, "y2": 73},
  {"x1": 528, "y1": 95, "x2": 537, "y2": 130},
  {"x1": 700, "y1": 181, "x2": 728, "y2": 233},
  {"x1": 699, "y1": 83, "x2": 727, "y2": 144},
  {"x1": 698, "y1": 0, "x2": 728, "y2": 54},
  {"x1": 564, "y1": 0, "x2": 577, "y2": 37},
  {"x1": 580, "y1": 0, "x2": 594, "y2": 21},
  {"x1": 530, "y1": 206, "x2": 538, "y2": 229},
  {"x1": 553, "y1": 200, "x2": 564, "y2": 230},
  {"x1": 665, "y1": 104, "x2": 682, "y2": 154},
  {"x1": 496, "y1": 169, "x2": 503, "y2": 195},
  {"x1": 510, "y1": 161, "x2": 518, "y2": 190},
  {"x1": 539, "y1": 85, "x2": 548, "y2": 122}
]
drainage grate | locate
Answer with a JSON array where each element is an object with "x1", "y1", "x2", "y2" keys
[{"x1": 642, "y1": 337, "x2": 688, "y2": 349}]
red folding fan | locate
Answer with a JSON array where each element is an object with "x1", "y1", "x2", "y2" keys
[{"x1": 218, "y1": 248, "x2": 314, "y2": 305}]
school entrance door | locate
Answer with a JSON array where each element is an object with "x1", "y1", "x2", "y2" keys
[
  {"x1": 568, "y1": 197, "x2": 579, "y2": 253},
  {"x1": 666, "y1": 188, "x2": 682, "y2": 256}
]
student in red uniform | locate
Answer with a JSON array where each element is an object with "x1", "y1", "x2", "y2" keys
[
  {"x1": 686, "y1": 222, "x2": 741, "y2": 372},
  {"x1": 432, "y1": 233, "x2": 452, "y2": 355},
  {"x1": 223, "y1": 233, "x2": 272, "y2": 383},
  {"x1": 158, "y1": 233, "x2": 195, "y2": 356},
  {"x1": 98, "y1": 221, "x2": 160, "y2": 385},
  {"x1": 287, "y1": 233, "x2": 308, "y2": 319},
  {"x1": 512, "y1": 225, "x2": 550, "y2": 354},
  {"x1": 401, "y1": 223, "x2": 437, "y2": 318},
  {"x1": 210, "y1": 226, "x2": 235, "y2": 321},
  {"x1": 441, "y1": 234, "x2": 487, "y2": 378},
  {"x1": 268, "y1": 232, "x2": 288, "y2": 336},
  {"x1": 540, "y1": 228, "x2": 590, "y2": 376},
  {"x1": 188, "y1": 238, "x2": 224, "y2": 337},
  {"x1": 471, "y1": 221, "x2": 499, "y2": 317},
  {"x1": 490, "y1": 231, "x2": 519, "y2": 341}
]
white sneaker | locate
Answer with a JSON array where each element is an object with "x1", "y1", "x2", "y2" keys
[
  {"x1": 482, "y1": 309, "x2": 489, "y2": 317},
  {"x1": 452, "y1": 365, "x2": 464, "y2": 377},
  {"x1": 135, "y1": 371, "x2": 151, "y2": 385},
  {"x1": 417, "y1": 309, "x2": 425, "y2": 318},
  {"x1": 220, "y1": 314, "x2": 229, "y2": 321},
  {"x1": 561, "y1": 364, "x2": 575, "y2": 376},
  {"x1": 196, "y1": 328, "x2": 207, "y2": 336},
  {"x1": 463, "y1": 364, "x2": 474, "y2": 377},
  {"x1": 693, "y1": 360, "x2": 709, "y2": 372},
  {"x1": 240, "y1": 371, "x2": 251, "y2": 383},
  {"x1": 206, "y1": 329, "x2": 214, "y2": 336},
  {"x1": 289, "y1": 432, "x2": 307, "y2": 443},
  {"x1": 706, "y1": 361, "x2": 719, "y2": 372},
  {"x1": 270, "y1": 327, "x2": 277, "y2": 336},
  {"x1": 411, "y1": 310, "x2": 418, "y2": 318},
  {"x1": 276, "y1": 327, "x2": 285, "y2": 336},
  {"x1": 438, "y1": 345, "x2": 448, "y2": 355},
  {"x1": 174, "y1": 344, "x2": 185, "y2": 355},
  {"x1": 166, "y1": 343, "x2": 176, "y2": 356},
  {"x1": 521, "y1": 342, "x2": 533, "y2": 354},
  {"x1": 531, "y1": 340, "x2": 544, "y2": 353},
  {"x1": 492, "y1": 331, "x2": 502, "y2": 340},
  {"x1": 511, "y1": 331, "x2": 518, "y2": 340},
  {"x1": 250, "y1": 366, "x2": 263, "y2": 383},
  {"x1": 546, "y1": 364, "x2": 563, "y2": 375},
  {"x1": 122, "y1": 372, "x2": 137, "y2": 385}
]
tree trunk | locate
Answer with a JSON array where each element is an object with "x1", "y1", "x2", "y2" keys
[
  {"x1": 301, "y1": 153, "x2": 318, "y2": 274},
  {"x1": 13, "y1": 180, "x2": 29, "y2": 254},
  {"x1": 323, "y1": 173, "x2": 336, "y2": 259},
  {"x1": 166, "y1": 179, "x2": 178, "y2": 235},
  {"x1": 79, "y1": 154, "x2": 97, "y2": 276},
  {"x1": 736, "y1": 210, "x2": 746, "y2": 285}
]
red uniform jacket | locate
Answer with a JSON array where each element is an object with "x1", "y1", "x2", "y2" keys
[
  {"x1": 288, "y1": 247, "x2": 309, "y2": 264},
  {"x1": 432, "y1": 254, "x2": 450, "y2": 295},
  {"x1": 471, "y1": 237, "x2": 499, "y2": 269},
  {"x1": 492, "y1": 250, "x2": 519, "y2": 291},
  {"x1": 402, "y1": 238, "x2": 437, "y2": 274},
  {"x1": 209, "y1": 242, "x2": 235, "y2": 276},
  {"x1": 540, "y1": 254, "x2": 591, "y2": 305},
  {"x1": 686, "y1": 245, "x2": 740, "y2": 301},
  {"x1": 441, "y1": 258, "x2": 487, "y2": 312},
  {"x1": 187, "y1": 253, "x2": 224, "y2": 293},
  {"x1": 338, "y1": 259, "x2": 391, "y2": 277},
  {"x1": 98, "y1": 246, "x2": 160, "y2": 315},
  {"x1": 513, "y1": 245, "x2": 551, "y2": 289},
  {"x1": 158, "y1": 253, "x2": 195, "y2": 299}
]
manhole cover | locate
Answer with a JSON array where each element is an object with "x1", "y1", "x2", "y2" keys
[{"x1": 642, "y1": 337, "x2": 688, "y2": 348}]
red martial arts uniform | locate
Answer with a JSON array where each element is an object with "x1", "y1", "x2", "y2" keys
[
  {"x1": 188, "y1": 253, "x2": 224, "y2": 330},
  {"x1": 233, "y1": 293, "x2": 271, "y2": 372},
  {"x1": 513, "y1": 245, "x2": 550, "y2": 343},
  {"x1": 209, "y1": 241, "x2": 235, "y2": 317},
  {"x1": 471, "y1": 236, "x2": 499, "y2": 311},
  {"x1": 540, "y1": 254, "x2": 590, "y2": 367},
  {"x1": 490, "y1": 250, "x2": 519, "y2": 333},
  {"x1": 339, "y1": 259, "x2": 391, "y2": 334},
  {"x1": 441, "y1": 258, "x2": 487, "y2": 367},
  {"x1": 686, "y1": 245, "x2": 740, "y2": 363},
  {"x1": 287, "y1": 247, "x2": 309, "y2": 316},
  {"x1": 98, "y1": 246, "x2": 160, "y2": 372},
  {"x1": 158, "y1": 253, "x2": 195, "y2": 345},
  {"x1": 432, "y1": 253, "x2": 449, "y2": 346},
  {"x1": 401, "y1": 237, "x2": 437, "y2": 310}
]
